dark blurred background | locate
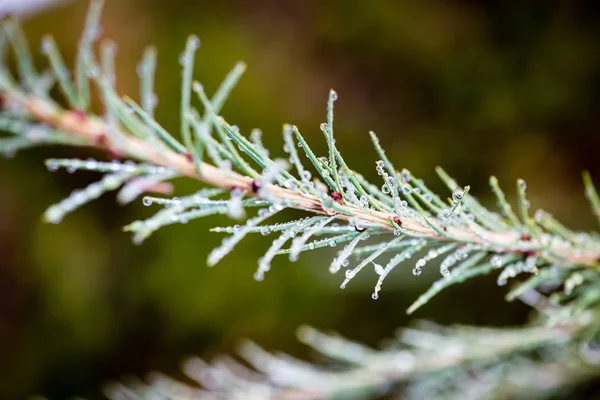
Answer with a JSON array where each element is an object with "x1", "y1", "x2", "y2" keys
[{"x1": 1, "y1": 0, "x2": 599, "y2": 398}]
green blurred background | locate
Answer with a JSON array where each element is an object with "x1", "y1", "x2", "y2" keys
[{"x1": 1, "y1": 0, "x2": 600, "y2": 398}]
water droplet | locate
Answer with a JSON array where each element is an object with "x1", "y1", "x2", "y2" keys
[
  {"x1": 439, "y1": 209, "x2": 452, "y2": 221},
  {"x1": 452, "y1": 189, "x2": 464, "y2": 202},
  {"x1": 412, "y1": 267, "x2": 422, "y2": 276},
  {"x1": 40, "y1": 37, "x2": 52, "y2": 55},
  {"x1": 401, "y1": 170, "x2": 411, "y2": 182},
  {"x1": 86, "y1": 65, "x2": 100, "y2": 79},
  {"x1": 142, "y1": 197, "x2": 152, "y2": 206},
  {"x1": 345, "y1": 269, "x2": 356, "y2": 279},
  {"x1": 188, "y1": 35, "x2": 200, "y2": 50},
  {"x1": 534, "y1": 209, "x2": 544, "y2": 223},
  {"x1": 330, "y1": 90, "x2": 338, "y2": 101},
  {"x1": 253, "y1": 271, "x2": 264, "y2": 281},
  {"x1": 371, "y1": 292, "x2": 379, "y2": 300},
  {"x1": 373, "y1": 262, "x2": 384, "y2": 275},
  {"x1": 490, "y1": 255, "x2": 502, "y2": 267},
  {"x1": 178, "y1": 53, "x2": 188, "y2": 66},
  {"x1": 45, "y1": 206, "x2": 63, "y2": 224}
]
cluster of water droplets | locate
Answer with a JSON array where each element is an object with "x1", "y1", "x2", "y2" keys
[
  {"x1": 411, "y1": 243, "x2": 458, "y2": 277},
  {"x1": 45, "y1": 159, "x2": 168, "y2": 176},
  {"x1": 227, "y1": 187, "x2": 245, "y2": 219},
  {"x1": 370, "y1": 239, "x2": 427, "y2": 299},
  {"x1": 376, "y1": 160, "x2": 415, "y2": 221},
  {"x1": 438, "y1": 244, "x2": 477, "y2": 277},
  {"x1": 207, "y1": 204, "x2": 284, "y2": 266},
  {"x1": 494, "y1": 254, "x2": 538, "y2": 286},
  {"x1": 129, "y1": 188, "x2": 245, "y2": 241},
  {"x1": 254, "y1": 217, "x2": 321, "y2": 281},
  {"x1": 212, "y1": 217, "x2": 313, "y2": 236},
  {"x1": 496, "y1": 262, "x2": 523, "y2": 286},
  {"x1": 45, "y1": 172, "x2": 134, "y2": 224},
  {"x1": 339, "y1": 174, "x2": 361, "y2": 206},
  {"x1": 330, "y1": 231, "x2": 370, "y2": 274},
  {"x1": 289, "y1": 216, "x2": 335, "y2": 262},
  {"x1": 255, "y1": 233, "x2": 294, "y2": 280},
  {"x1": 290, "y1": 231, "x2": 355, "y2": 255},
  {"x1": 117, "y1": 170, "x2": 178, "y2": 205},
  {"x1": 490, "y1": 254, "x2": 505, "y2": 268},
  {"x1": 436, "y1": 188, "x2": 467, "y2": 224}
]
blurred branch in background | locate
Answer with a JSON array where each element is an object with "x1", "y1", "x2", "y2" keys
[
  {"x1": 0, "y1": 0, "x2": 66, "y2": 17},
  {"x1": 106, "y1": 307, "x2": 600, "y2": 400}
]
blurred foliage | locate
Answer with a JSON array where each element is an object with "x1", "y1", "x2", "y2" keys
[{"x1": 0, "y1": 0, "x2": 599, "y2": 398}]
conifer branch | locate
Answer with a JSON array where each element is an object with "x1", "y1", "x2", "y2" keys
[{"x1": 1, "y1": 0, "x2": 600, "y2": 316}]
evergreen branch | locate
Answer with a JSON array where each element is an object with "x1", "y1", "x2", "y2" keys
[{"x1": 1, "y1": 0, "x2": 600, "y2": 319}]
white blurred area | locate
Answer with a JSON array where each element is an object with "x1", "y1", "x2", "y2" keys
[{"x1": 0, "y1": 0, "x2": 66, "y2": 17}]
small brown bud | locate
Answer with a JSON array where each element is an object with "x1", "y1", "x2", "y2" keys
[
  {"x1": 251, "y1": 180, "x2": 261, "y2": 193},
  {"x1": 331, "y1": 191, "x2": 343, "y2": 204}
]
